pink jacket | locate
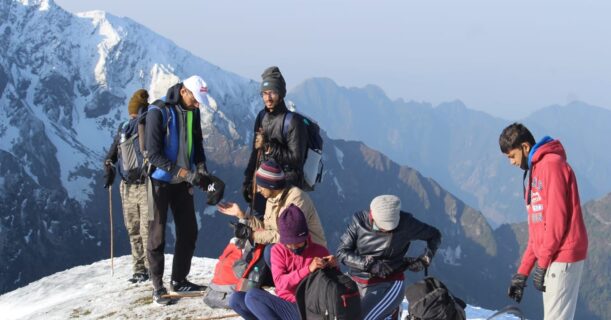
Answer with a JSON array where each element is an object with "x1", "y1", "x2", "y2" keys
[
  {"x1": 270, "y1": 239, "x2": 330, "y2": 303},
  {"x1": 517, "y1": 139, "x2": 588, "y2": 275}
]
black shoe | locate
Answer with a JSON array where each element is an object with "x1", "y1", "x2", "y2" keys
[
  {"x1": 128, "y1": 272, "x2": 149, "y2": 283},
  {"x1": 170, "y1": 279, "x2": 207, "y2": 294},
  {"x1": 152, "y1": 287, "x2": 176, "y2": 305}
]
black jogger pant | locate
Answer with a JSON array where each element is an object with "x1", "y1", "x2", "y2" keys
[{"x1": 147, "y1": 180, "x2": 198, "y2": 290}]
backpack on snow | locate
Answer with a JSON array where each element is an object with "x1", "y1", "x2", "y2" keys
[
  {"x1": 404, "y1": 277, "x2": 466, "y2": 320},
  {"x1": 233, "y1": 242, "x2": 274, "y2": 292},
  {"x1": 295, "y1": 268, "x2": 361, "y2": 320},
  {"x1": 203, "y1": 237, "x2": 246, "y2": 309},
  {"x1": 282, "y1": 111, "x2": 324, "y2": 191}
]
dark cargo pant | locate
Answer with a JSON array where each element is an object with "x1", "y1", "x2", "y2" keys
[{"x1": 147, "y1": 180, "x2": 198, "y2": 290}]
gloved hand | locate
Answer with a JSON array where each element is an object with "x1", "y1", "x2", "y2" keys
[
  {"x1": 185, "y1": 170, "x2": 200, "y2": 186},
  {"x1": 419, "y1": 247, "x2": 434, "y2": 268},
  {"x1": 231, "y1": 222, "x2": 253, "y2": 240},
  {"x1": 103, "y1": 160, "x2": 116, "y2": 188},
  {"x1": 403, "y1": 256, "x2": 426, "y2": 273},
  {"x1": 368, "y1": 260, "x2": 394, "y2": 278},
  {"x1": 242, "y1": 180, "x2": 253, "y2": 203},
  {"x1": 532, "y1": 264, "x2": 547, "y2": 292},
  {"x1": 507, "y1": 273, "x2": 528, "y2": 303}
]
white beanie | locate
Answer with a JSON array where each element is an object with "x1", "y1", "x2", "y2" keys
[{"x1": 370, "y1": 195, "x2": 401, "y2": 231}]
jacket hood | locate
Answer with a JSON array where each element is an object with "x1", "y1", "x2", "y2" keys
[
  {"x1": 266, "y1": 99, "x2": 288, "y2": 116},
  {"x1": 529, "y1": 137, "x2": 566, "y2": 167},
  {"x1": 164, "y1": 82, "x2": 183, "y2": 105}
]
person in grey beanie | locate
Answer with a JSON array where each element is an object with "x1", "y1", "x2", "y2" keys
[
  {"x1": 336, "y1": 194, "x2": 442, "y2": 320},
  {"x1": 242, "y1": 66, "x2": 308, "y2": 217}
]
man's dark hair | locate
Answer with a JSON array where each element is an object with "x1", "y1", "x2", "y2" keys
[{"x1": 499, "y1": 123, "x2": 536, "y2": 153}]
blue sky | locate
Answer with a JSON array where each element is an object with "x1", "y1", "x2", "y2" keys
[{"x1": 54, "y1": 0, "x2": 611, "y2": 119}]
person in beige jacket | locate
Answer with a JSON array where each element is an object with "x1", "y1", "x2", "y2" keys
[{"x1": 218, "y1": 160, "x2": 327, "y2": 266}]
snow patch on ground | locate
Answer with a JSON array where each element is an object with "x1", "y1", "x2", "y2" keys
[{"x1": 0, "y1": 256, "x2": 522, "y2": 320}]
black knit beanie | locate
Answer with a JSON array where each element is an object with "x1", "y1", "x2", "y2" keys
[{"x1": 260, "y1": 66, "x2": 286, "y2": 98}]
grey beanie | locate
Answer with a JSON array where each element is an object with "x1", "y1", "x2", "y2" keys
[
  {"x1": 370, "y1": 195, "x2": 401, "y2": 231},
  {"x1": 260, "y1": 66, "x2": 286, "y2": 98}
]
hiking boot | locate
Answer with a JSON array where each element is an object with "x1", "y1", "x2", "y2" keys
[
  {"x1": 152, "y1": 287, "x2": 176, "y2": 306},
  {"x1": 169, "y1": 279, "x2": 207, "y2": 294},
  {"x1": 128, "y1": 272, "x2": 149, "y2": 283}
]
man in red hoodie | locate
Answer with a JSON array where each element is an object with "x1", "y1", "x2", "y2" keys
[{"x1": 499, "y1": 123, "x2": 588, "y2": 320}]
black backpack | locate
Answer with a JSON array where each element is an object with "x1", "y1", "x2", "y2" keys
[
  {"x1": 404, "y1": 277, "x2": 466, "y2": 320},
  {"x1": 282, "y1": 111, "x2": 324, "y2": 191},
  {"x1": 295, "y1": 268, "x2": 361, "y2": 320}
]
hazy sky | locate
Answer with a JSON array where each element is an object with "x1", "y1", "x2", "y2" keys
[{"x1": 54, "y1": 0, "x2": 611, "y2": 119}]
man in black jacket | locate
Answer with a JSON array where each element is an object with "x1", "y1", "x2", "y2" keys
[
  {"x1": 242, "y1": 66, "x2": 307, "y2": 216},
  {"x1": 145, "y1": 75, "x2": 210, "y2": 305},
  {"x1": 336, "y1": 195, "x2": 442, "y2": 320}
]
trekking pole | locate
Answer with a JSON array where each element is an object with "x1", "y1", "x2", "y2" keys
[
  {"x1": 197, "y1": 313, "x2": 239, "y2": 320},
  {"x1": 109, "y1": 185, "x2": 114, "y2": 276}
]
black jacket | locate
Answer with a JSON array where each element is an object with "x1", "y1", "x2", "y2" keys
[
  {"x1": 336, "y1": 210, "x2": 442, "y2": 280},
  {"x1": 145, "y1": 83, "x2": 206, "y2": 178},
  {"x1": 244, "y1": 100, "x2": 307, "y2": 187}
]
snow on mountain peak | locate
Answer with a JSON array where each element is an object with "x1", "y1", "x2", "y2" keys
[{"x1": 17, "y1": 0, "x2": 52, "y2": 10}]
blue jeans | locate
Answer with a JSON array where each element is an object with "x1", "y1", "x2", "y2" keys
[
  {"x1": 264, "y1": 243, "x2": 273, "y2": 268},
  {"x1": 228, "y1": 289, "x2": 299, "y2": 320}
]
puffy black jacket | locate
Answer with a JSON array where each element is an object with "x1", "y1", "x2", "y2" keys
[
  {"x1": 244, "y1": 100, "x2": 307, "y2": 187},
  {"x1": 336, "y1": 210, "x2": 442, "y2": 281}
]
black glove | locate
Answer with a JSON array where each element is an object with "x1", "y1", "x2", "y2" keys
[
  {"x1": 232, "y1": 222, "x2": 253, "y2": 240},
  {"x1": 403, "y1": 257, "x2": 426, "y2": 273},
  {"x1": 532, "y1": 264, "x2": 547, "y2": 292},
  {"x1": 508, "y1": 273, "x2": 528, "y2": 303},
  {"x1": 182, "y1": 169, "x2": 200, "y2": 185},
  {"x1": 368, "y1": 260, "x2": 394, "y2": 278},
  {"x1": 242, "y1": 180, "x2": 253, "y2": 203},
  {"x1": 200, "y1": 175, "x2": 225, "y2": 205},
  {"x1": 103, "y1": 161, "x2": 116, "y2": 188}
]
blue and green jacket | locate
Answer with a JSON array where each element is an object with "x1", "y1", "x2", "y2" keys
[{"x1": 145, "y1": 82, "x2": 206, "y2": 183}]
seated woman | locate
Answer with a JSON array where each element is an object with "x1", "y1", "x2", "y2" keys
[
  {"x1": 228, "y1": 204, "x2": 335, "y2": 320},
  {"x1": 217, "y1": 160, "x2": 327, "y2": 267},
  {"x1": 336, "y1": 194, "x2": 442, "y2": 320}
]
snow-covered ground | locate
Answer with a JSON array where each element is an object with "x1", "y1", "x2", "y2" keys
[{"x1": 0, "y1": 255, "x2": 521, "y2": 320}]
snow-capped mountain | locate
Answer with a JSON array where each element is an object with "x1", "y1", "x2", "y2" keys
[
  {"x1": 0, "y1": 255, "x2": 522, "y2": 320},
  {"x1": 0, "y1": 0, "x2": 261, "y2": 294},
  {"x1": 0, "y1": 1, "x2": 602, "y2": 319}
]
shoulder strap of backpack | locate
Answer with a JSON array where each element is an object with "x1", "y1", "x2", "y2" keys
[
  {"x1": 148, "y1": 99, "x2": 170, "y2": 132},
  {"x1": 282, "y1": 111, "x2": 295, "y2": 142}
]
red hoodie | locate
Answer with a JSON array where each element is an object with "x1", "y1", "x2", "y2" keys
[{"x1": 517, "y1": 139, "x2": 588, "y2": 275}]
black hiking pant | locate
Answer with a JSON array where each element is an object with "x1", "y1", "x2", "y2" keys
[{"x1": 147, "y1": 180, "x2": 198, "y2": 290}]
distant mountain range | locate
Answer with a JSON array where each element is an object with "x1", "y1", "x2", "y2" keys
[
  {"x1": 289, "y1": 78, "x2": 611, "y2": 226},
  {"x1": 0, "y1": 1, "x2": 607, "y2": 319}
]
